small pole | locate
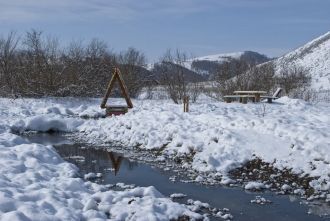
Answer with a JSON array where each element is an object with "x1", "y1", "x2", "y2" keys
[{"x1": 183, "y1": 96, "x2": 189, "y2": 112}]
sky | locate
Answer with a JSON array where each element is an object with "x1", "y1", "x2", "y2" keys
[{"x1": 0, "y1": 0, "x2": 329, "y2": 62}]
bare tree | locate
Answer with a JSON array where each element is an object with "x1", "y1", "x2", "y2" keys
[
  {"x1": 157, "y1": 49, "x2": 201, "y2": 104},
  {"x1": 276, "y1": 64, "x2": 311, "y2": 95},
  {"x1": 20, "y1": 29, "x2": 63, "y2": 96},
  {"x1": 0, "y1": 31, "x2": 20, "y2": 96},
  {"x1": 207, "y1": 60, "x2": 276, "y2": 100},
  {"x1": 245, "y1": 62, "x2": 275, "y2": 91},
  {"x1": 82, "y1": 38, "x2": 115, "y2": 96},
  {"x1": 116, "y1": 47, "x2": 150, "y2": 98},
  {"x1": 0, "y1": 30, "x2": 204, "y2": 100},
  {"x1": 210, "y1": 58, "x2": 251, "y2": 99}
]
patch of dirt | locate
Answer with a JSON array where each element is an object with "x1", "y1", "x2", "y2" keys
[{"x1": 229, "y1": 158, "x2": 317, "y2": 196}]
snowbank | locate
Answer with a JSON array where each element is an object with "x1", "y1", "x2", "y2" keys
[
  {"x1": 11, "y1": 115, "x2": 83, "y2": 133},
  {"x1": 0, "y1": 132, "x2": 202, "y2": 221},
  {"x1": 1, "y1": 96, "x2": 330, "y2": 200},
  {"x1": 0, "y1": 98, "x2": 204, "y2": 220}
]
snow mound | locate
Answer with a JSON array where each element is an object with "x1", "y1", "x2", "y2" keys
[
  {"x1": 244, "y1": 182, "x2": 267, "y2": 190},
  {"x1": 0, "y1": 132, "x2": 203, "y2": 221},
  {"x1": 11, "y1": 115, "x2": 83, "y2": 133},
  {"x1": 1, "y1": 97, "x2": 330, "y2": 201}
]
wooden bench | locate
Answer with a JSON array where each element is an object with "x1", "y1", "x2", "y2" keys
[
  {"x1": 233, "y1": 91, "x2": 267, "y2": 102},
  {"x1": 106, "y1": 105, "x2": 128, "y2": 116},
  {"x1": 224, "y1": 95, "x2": 255, "y2": 104},
  {"x1": 260, "y1": 88, "x2": 282, "y2": 103}
]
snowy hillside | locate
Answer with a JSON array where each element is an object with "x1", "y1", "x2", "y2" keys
[
  {"x1": 274, "y1": 31, "x2": 330, "y2": 90},
  {"x1": 185, "y1": 52, "x2": 244, "y2": 69},
  {"x1": 147, "y1": 51, "x2": 269, "y2": 80},
  {"x1": 187, "y1": 51, "x2": 268, "y2": 67},
  {"x1": 146, "y1": 52, "x2": 244, "y2": 71},
  {"x1": 184, "y1": 51, "x2": 269, "y2": 77}
]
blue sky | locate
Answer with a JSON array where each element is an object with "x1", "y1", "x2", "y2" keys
[{"x1": 0, "y1": 0, "x2": 329, "y2": 62}]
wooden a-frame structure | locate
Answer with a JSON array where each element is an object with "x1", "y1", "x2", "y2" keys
[{"x1": 100, "y1": 67, "x2": 133, "y2": 114}]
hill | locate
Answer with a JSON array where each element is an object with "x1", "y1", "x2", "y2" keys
[
  {"x1": 185, "y1": 51, "x2": 270, "y2": 78},
  {"x1": 273, "y1": 32, "x2": 330, "y2": 90}
]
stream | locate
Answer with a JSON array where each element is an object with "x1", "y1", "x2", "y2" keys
[{"x1": 24, "y1": 133, "x2": 330, "y2": 221}]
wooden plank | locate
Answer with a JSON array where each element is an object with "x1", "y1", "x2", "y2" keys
[
  {"x1": 224, "y1": 95, "x2": 254, "y2": 98},
  {"x1": 100, "y1": 73, "x2": 117, "y2": 108},
  {"x1": 234, "y1": 91, "x2": 267, "y2": 94},
  {"x1": 114, "y1": 68, "x2": 133, "y2": 108}
]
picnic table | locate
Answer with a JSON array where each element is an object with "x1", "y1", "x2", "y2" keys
[{"x1": 233, "y1": 91, "x2": 267, "y2": 102}]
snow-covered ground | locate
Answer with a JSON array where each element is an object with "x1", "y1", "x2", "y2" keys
[
  {"x1": 0, "y1": 98, "x2": 204, "y2": 220},
  {"x1": 0, "y1": 96, "x2": 329, "y2": 219}
]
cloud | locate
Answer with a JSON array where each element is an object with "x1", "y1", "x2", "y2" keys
[
  {"x1": 0, "y1": 0, "x2": 141, "y2": 23},
  {"x1": 0, "y1": 0, "x2": 178, "y2": 23},
  {"x1": 0, "y1": 0, "x2": 274, "y2": 23}
]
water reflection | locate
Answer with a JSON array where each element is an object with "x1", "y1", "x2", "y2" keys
[
  {"x1": 107, "y1": 152, "x2": 123, "y2": 175},
  {"x1": 54, "y1": 144, "x2": 137, "y2": 176}
]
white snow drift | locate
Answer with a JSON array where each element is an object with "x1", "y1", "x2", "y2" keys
[
  {"x1": 1, "y1": 96, "x2": 330, "y2": 211},
  {"x1": 0, "y1": 98, "x2": 203, "y2": 221}
]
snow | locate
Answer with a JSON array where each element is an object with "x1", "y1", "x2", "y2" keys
[
  {"x1": 1, "y1": 95, "x2": 330, "y2": 211},
  {"x1": 84, "y1": 172, "x2": 102, "y2": 180},
  {"x1": 184, "y1": 52, "x2": 244, "y2": 70},
  {"x1": 274, "y1": 31, "x2": 330, "y2": 90},
  {"x1": 215, "y1": 212, "x2": 233, "y2": 220},
  {"x1": 244, "y1": 182, "x2": 267, "y2": 191},
  {"x1": 281, "y1": 184, "x2": 292, "y2": 191},
  {"x1": 250, "y1": 196, "x2": 272, "y2": 205},
  {"x1": 115, "y1": 183, "x2": 135, "y2": 189},
  {"x1": 187, "y1": 199, "x2": 210, "y2": 211},
  {"x1": 11, "y1": 115, "x2": 83, "y2": 133},
  {"x1": 0, "y1": 99, "x2": 204, "y2": 220},
  {"x1": 220, "y1": 177, "x2": 236, "y2": 185},
  {"x1": 170, "y1": 193, "x2": 187, "y2": 199}
]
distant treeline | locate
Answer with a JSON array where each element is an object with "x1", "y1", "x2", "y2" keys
[
  {"x1": 0, "y1": 30, "x2": 312, "y2": 102},
  {"x1": 0, "y1": 30, "x2": 151, "y2": 98}
]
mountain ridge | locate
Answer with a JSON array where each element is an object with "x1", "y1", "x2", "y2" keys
[{"x1": 273, "y1": 31, "x2": 330, "y2": 90}]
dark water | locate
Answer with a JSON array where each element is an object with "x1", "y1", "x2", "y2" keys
[{"x1": 25, "y1": 133, "x2": 330, "y2": 221}]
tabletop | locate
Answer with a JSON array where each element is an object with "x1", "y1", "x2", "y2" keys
[{"x1": 234, "y1": 91, "x2": 267, "y2": 94}]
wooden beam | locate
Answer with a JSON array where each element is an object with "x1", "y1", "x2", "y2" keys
[
  {"x1": 100, "y1": 67, "x2": 133, "y2": 109},
  {"x1": 114, "y1": 68, "x2": 133, "y2": 108}
]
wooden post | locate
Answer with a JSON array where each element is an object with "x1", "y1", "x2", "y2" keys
[
  {"x1": 242, "y1": 96, "x2": 248, "y2": 104},
  {"x1": 255, "y1": 93, "x2": 261, "y2": 102},
  {"x1": 183, "y1": 96, "x2": 189, "y2": 112}
]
